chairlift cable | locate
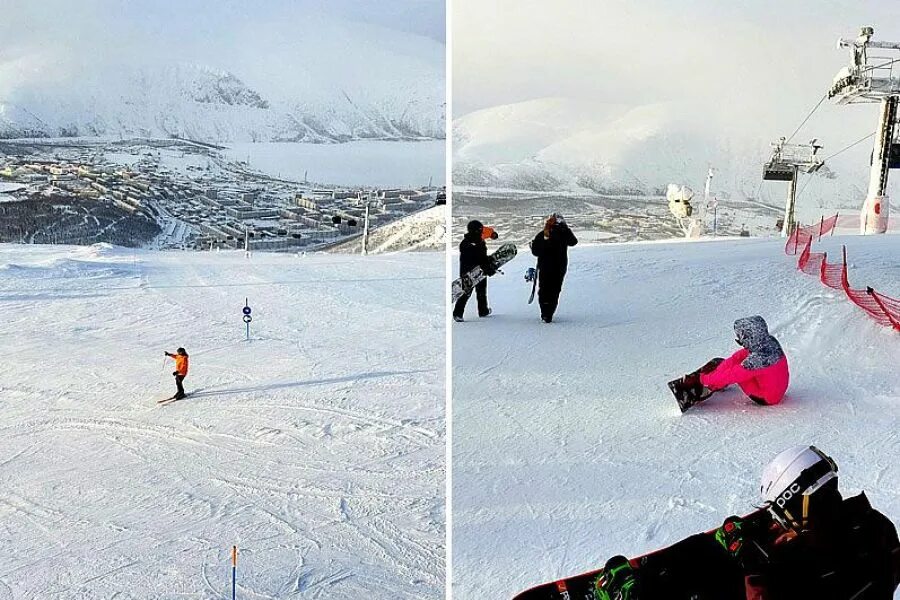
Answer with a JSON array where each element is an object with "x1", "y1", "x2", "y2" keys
[
  {"x1": 786, "y1": 94, "x2": 828, "y2": 144},
  {"x1": 822, "y1": 132, "x2": 876, "y2": 162},
  {"x1": 795, "y1": 132, "x2": 876, "y2": 202}
]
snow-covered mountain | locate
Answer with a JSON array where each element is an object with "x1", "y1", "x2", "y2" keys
[
  {"x1": 453, "y1": 97, "x2": 883, "y2": 214},
  {"x1": 0, "y1": 20, "x2": 445, "y2": 143}
]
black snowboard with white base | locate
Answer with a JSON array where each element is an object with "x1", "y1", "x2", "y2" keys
[{"x1": 451, "y1": 243, "x2": 518, "y2": 303}]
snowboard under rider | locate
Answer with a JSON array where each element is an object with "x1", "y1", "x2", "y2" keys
[
  {"x1": 453, "y1": 220, "x2": 496, "y2": 322},
  {"x1": 530, "y1": 212, "x2": 577, "y2": 323},
  {"x1": 164, "y1": 347, "x2": 189, "y2": 400},
  {"x1": 595, "y1": 445, "x2": 900, "y2": 600},
  {"x1": 672, "y1": 316, "x2": 789, "y2": 410}
]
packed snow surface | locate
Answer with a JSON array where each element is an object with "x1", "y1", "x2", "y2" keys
[
  {"x1": 452, "y1": 234, "x2": 900, "y2": 599},
  {"x1": 0, "y1": 244, "x2": 444, "y2": 598}
]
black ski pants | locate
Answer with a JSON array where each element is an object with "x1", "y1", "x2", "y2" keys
[
  {"x1": 454, "y1": 279, "x2": 489, "y2": 318},
  {"x1": 173, "y1": 372, "x2": 186, "y2": 399},
  {"x1": 538, "y1": 270, "x2": 565, "y2": 321}
]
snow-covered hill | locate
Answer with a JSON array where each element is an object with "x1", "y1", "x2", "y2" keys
[
  {"x1": 328, "y1": 205, "x2": 447, "y2": 254},
  {"x1": 0, "y1": 244, "x2": 444, "y2": 598},
  {"x1": 452, "y1": 234, "x2": 900, "y2": 599},
  {"x1": 453, "y1": 97, "x2": 887, "y2": 217},
  {"x1": 0, "y1": 19, "x2": 444, "y2": 143}
]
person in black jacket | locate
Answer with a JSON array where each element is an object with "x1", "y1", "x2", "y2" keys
[
  {"x1": 594, "y1": 445, "x2": 900, "y2": 600},
  {"x1": 530, "y1": 212, "x2": 577, "y2": 323},
  {"x1": 453, "y1": 220, "x2": 494, "y2": 322},
  {"x1": 734, "y1": 445, "x2": 900, "y2": 600}
]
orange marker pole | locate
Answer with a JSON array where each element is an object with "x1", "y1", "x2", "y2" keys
[{"x1": 231, "y1": 546, "x2": 237, "y2": 600}]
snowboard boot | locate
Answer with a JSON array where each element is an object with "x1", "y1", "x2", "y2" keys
[
  {"x1": 594, "y1": 555, "x2": 639, "y2": 600},
  {"x1": 668, "y1": 372, "x2": 714, "y2": 413},
  {"x1": 541, "y1": 315, "x2": 552, "y2": 323},
  {"x1": 479, "y1": 308, "x2": 492, "y2": 318},
  {"x1": 453, "y1": 315, "x2": 465, "y2": 323},
  {"x1": 715, "y1": 515, "x2": 746, "y2": 560}
]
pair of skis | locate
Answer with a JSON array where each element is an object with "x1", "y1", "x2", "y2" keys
[
  {"x1": 157, "y1": 395, "x2": 186, "y2": 406},
  {"x1": 157, "y1": 391, "x2": 197, "y2": 406}
]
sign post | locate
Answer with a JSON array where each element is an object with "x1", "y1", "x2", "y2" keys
[
  {"x1": 242, "y1": 299, "x2": 252, "y2": 341},
  {"x1": 231, "y1": 545, "x2": 237, "y2": 600}
]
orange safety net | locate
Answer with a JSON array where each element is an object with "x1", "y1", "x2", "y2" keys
[{"x1": 785, "y1": 216, "x2": 900, "y2": 332}]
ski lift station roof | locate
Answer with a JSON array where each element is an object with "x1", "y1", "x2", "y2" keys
[{"x1": 828, "y1": 27, "x2": 900, "y2": 104}]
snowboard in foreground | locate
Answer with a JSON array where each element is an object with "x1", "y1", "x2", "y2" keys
[
  {"x1": 451, "y1": 243, "x2": 518, "y2": 303},
  {"x1": 512, "y1": 509, "x2": 767, "y2": 600}
]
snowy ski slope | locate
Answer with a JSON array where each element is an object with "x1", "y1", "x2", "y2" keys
[
  {"x1": 452, "y1": 234, "x2": 900, "y2": 599},
  {"x1": 0, "y1": 244, "x2": 444, "y2": 598},
  {"x1": 327, "y1": 206, "x2": 447, "y2": 255}
]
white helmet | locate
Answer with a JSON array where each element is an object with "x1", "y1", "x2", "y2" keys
[{"x1": 760, "y1": 445, "x2": 838, "y2": 529}]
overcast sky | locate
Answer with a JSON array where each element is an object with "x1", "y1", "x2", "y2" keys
[
  {"x1": 0, "y1": 0, "x2": 445, "y2": 44},
  {"x1": 0, "y1": 0, "x2": 444, "y2": 99},
  {"x1": 453, "y1": 0, "x2": 900, "y2": 142}
]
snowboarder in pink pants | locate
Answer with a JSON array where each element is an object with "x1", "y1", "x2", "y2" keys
[{"x1": 669, "y1": 316, "x2": 789, "y2": 412}]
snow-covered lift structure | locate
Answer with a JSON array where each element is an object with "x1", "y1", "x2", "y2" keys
[
  {"x1": 667, "y1": 184, "x2": 701, "y2": 238},
  {"x1": 666, "y1": 167, "x2": 716, "y2": 239},
  {"x1": 703, "y1": 167, "x2": 718, "y2": 236},
  {"x1": 828, "y1": 26, "x2": 900, "y2": 234},
  {"x1": 763, "y1": 137, "x2": 824, "y2": 236}
]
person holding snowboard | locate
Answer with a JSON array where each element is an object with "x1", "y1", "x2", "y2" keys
[
  {"x1": 595, "y1": 445, "x2": 900, "y2": 600},
  {"x1": 453, "y1": 220, "x2": 495, "y2": 322},
  {"x1": 670, "y1": 316, "x2": 789, "y2": 412},
  {"x1": 530, "y1": 212, "x2": 577, "y2": 323},
  {"x1": 164, "y1": 347, "x2": 189, "y2": 400}
]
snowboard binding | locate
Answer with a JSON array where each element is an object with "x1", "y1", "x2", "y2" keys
[{"x1": 593, "y1": 555, "x2": 639, "y2": 600}]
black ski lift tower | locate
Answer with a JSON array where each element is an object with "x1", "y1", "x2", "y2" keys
[
  {"x1": 828, "y1": 26, "x2": 900, "y2": 234},
  {"x1": 763, "y1": 137, "x2": 824, "y2": 236}
]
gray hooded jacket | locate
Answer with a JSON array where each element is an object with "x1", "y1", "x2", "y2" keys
[{"x1": 735, "y1": 316, "x2": 785, "y2": 370}]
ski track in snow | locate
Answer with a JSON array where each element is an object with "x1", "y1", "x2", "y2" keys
[
  {"x1": 0, "y1": 244, "x2": 444, "y2": 599},
  {"x1": 452, "y1": 234, "x2": 900, "y2": 599}
]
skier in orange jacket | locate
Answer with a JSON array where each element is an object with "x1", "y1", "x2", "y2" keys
[{"x1": 164, "y1": 347, "x2": 189, "y2": 400}]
